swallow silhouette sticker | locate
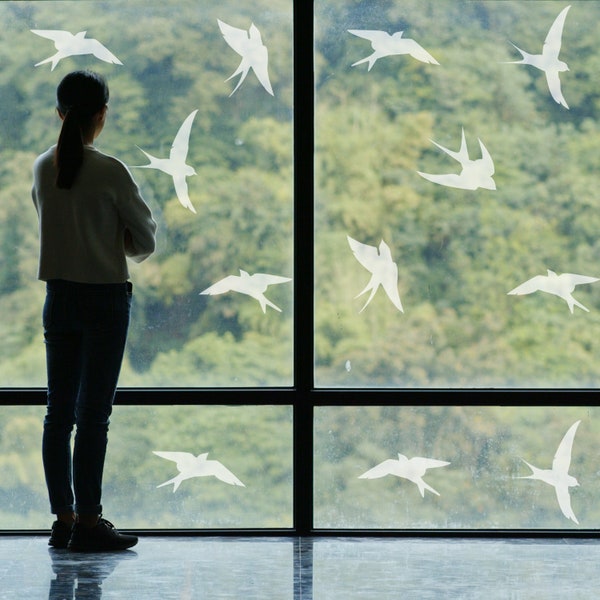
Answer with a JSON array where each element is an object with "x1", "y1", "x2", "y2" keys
[
  {"x1": 348, "y1": 29, "x2": 439, "y2": 70},
  {"x1": 508, "y1": 270, "x2": 599, "y2": 313},
  {"x1": 347, "y1": 236, "x2": 403, "y2": 313},
  {"x1": 504, "y1": 4, "x2": 571, "y2": 108},
  {"x1": 218, "y1": 19, "x2": 273, "y2": 96},
  {"x1": 153, "y1": 451, "x2": 245, "y2": 491},
  {"x1": 31, "y1": 29, "x2": 122, "y2": 71},
  {"x1": 518, "y1": 420, "x2": 581, "y2": 524},
  {"x1": 133, "y1": 110, "x2": 198, "y2": 214},
  {"x1": 418, "y1": 128, "x2": 496, "y2": 190},
  {"x1": 359, "y1": 453, "x2": 450, "y2": 497},
  {"x1": 200, "y1": 270, "x2": 292, "y2": 313}
]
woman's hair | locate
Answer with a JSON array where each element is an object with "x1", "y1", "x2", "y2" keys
[{"x1": 55, "y1": 70, "x2": 109, "y2": 189}]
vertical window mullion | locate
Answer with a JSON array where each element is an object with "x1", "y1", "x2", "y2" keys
[{"x1": 293, "y1": 0, "x2": 315, "y2": 535}]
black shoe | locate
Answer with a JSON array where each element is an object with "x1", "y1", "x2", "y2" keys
[
  {"x1": 48, "y1": 520, "x2": 73, "y2": 549},
  {"x1": 68, "y1": 517, "x2": 138, "y2": 552}
]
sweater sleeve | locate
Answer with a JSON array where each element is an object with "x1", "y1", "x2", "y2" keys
[{"x1": 114, "y1": 163, "x2": 157, "y2": 263}]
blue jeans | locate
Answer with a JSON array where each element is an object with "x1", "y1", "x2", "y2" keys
[{"x1": 42, "y1": 279, "x2": 132, "y2": 516}]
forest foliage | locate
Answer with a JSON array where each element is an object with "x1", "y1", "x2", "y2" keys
[
  {"x1": 0, "y1": 0, "x2": 295, "y2": 529},
  {"x1": 1, "y1": 0, "x2": 600, "y2": 530},
  {"x1": 315, "y1": 0, "x2": 600, "y2": 388},
  {"x1": 0, "y1": 0, "x2": 294, "y2": 388},
  {"x1": 3, "y1": 1, "x2": 600, "y2": 388}
]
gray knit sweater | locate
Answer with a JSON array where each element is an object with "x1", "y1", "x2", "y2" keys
[{"x1": 32, "y1": 145, "x2": 156, "y2": 283}]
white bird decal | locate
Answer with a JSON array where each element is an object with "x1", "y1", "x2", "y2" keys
[
  {"x1": 31, "y1": 29, "x2": 122, "y2": 71},
  {"x1": 218, "y1": 19, "x2": 273, "y2": 96},
  {"x1": 153, "y1": 451, "x2": 245, "y2": 492},
  {"x1": 348, "y1": 29, "x2": 439, "y2": 70},
  {"x1": 504, "y1": 5, "x2": 571, "y2": 108},
  {"x1": 418, "y1": 128, "x2": 496, "y2": 191},
  {"x1": 347, "y1": 236, "x2": 403, "y2": 314},
  {"x1": 200, "y1": 269, "x2": 292, "y2": 313},
  {"x1": 359, "y1": 453, "x2": 450, "y2": 497},
  {"x1": 508, "y1": 270, "x2": 599, "y2": 313},
  {"x1": 133, "y1": 110, "x2": 198, "y2": 214},
  {"x1": 518, "y1": 420, "x2": 581, "y2": 524}
]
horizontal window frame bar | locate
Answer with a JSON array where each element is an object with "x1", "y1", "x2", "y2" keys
[
  {"x1": 309, "y1": 529, "x2": 600, "y2": 539},
  {"x1": 2, "y1": 529, "x2": 599, "y2": 538},
  {"x1": 1, "y1": 388, "x2": 598, "y2": 406}
]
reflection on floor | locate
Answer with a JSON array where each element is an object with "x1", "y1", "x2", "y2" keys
[{"x1": 0, "y1": 535, "x2": 599, "y2": 599}]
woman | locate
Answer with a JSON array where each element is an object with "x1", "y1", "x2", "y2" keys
[{"x1": 31, "y1": 70, "x2": 157, "y2": 551}]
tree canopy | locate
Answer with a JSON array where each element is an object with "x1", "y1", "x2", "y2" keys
[{"x1": 315, "y1": 0, "x2": 600, "y2": 388}]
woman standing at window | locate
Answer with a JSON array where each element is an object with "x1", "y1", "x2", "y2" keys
[{"x1": 32, "y1": 70, "x2": 157, "y2": 551}]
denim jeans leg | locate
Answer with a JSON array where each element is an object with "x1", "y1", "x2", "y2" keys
[
  {"x1": 73, "y1": 285, "x2": 131, "y2": 516},
  {"x1": 42, "y1": 281, "x2": 131, "y2": 517},
  {"x1": 42, "y1": 286, "x2": 81, "y2": 515}
]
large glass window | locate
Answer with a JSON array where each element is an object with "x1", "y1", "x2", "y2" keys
[
  {"x1": 0, "y1": 0, "x2": 295, "y2": 531},
  {"x1": 0, "y1": 0, "x2": 294, "y2": 388},
  {"x1": 315, "y1": 0, "x2": 600, "y2": 388},
  {"x1": 0, "y1": 405, "x2": 293, "y2": 529},
  {"x1": 1, "y1": 0, "x2": 598, "y2": 535},
  {"x1": 315, "y1": 405, "x2": 599, "y2": 529}
]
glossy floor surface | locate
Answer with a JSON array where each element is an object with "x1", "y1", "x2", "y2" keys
[{"x1": 0, "y1": 535, "x2": 599, "y2": 599}]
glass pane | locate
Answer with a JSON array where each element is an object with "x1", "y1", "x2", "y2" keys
[
  {"x1": 0, "y1": 405, "x2": 293, "y2": 529},
  {"x1": 315, "y1": 406, "x2": 600, "y2": 529},
  {"x1": 315, "y1": 0, "x2": 600, "y2": 387},
  {"x1": 0, "y1": 0, "x2": 293, "y2": 387}
]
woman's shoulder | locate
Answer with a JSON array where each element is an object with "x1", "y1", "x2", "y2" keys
[
  {"x1": 34, "y1": 145, "x2": 56, "y2": 166},
  {"x1": 85, "y1": 147, "x2": 134, "y2": 180}
]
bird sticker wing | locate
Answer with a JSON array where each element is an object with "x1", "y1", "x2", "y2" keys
[
  {"x1": 218, "y1": 19, "x2": 250, "y2": 55},
  {"x1": 544, "y1": 70, "x2": 568, "y2": 108},
  {"x1": 417, "y1": 171, "x2": 470, "y2": 189},
  {"x1": 358, "y1": 459, "x2": 396, "y2": 479},
  {"x1": 173, "y1": 174, "x2": 196, "y2": 214},
  {"x1": 411, "y1": 457, "x2": 451, "y2": 471},
  {"x1": 347, "y1": 30, "x2": 390, "y2": 43},
  {"x1": 564, "y1": 274, "x2": 600, "y2": 287},
  {"x1": 543, "y1": 5, "x2": 570, "y2": 59},
  {"x1": 170, "y1": 110, "x2": 197, "y2": 164},
  {"x1": 31, "y1": 29, "x2": 72, "y2": 44},
  {"x1": 555, "y1": 484, "x2": 579, "y2": 523},
  {"x1": 430, "y1": 129, "x2": 470, "y2": 165},
  {"x1": 88, "y1": 38, "x2": 123, "y2": 65},
  {"x1": 507, "y1": 275, "x2": 547, "y2": 296},
  {"x1": 153, "y1": 451, "x2": 199, "y2": 472},
  {"x1": 552, "y1": 420, "x2": 580, "y2": 474},
  {"x1": 250, "y1": 273, "x2": 292, "y2": 287},
  {"x1": 249, "y1": 43, "x2": 273, "y2": 96},
  {"x1": 404, "y1": 38, "x2": 440, "y2": 65},
  {"x1": 200, "y1": 275, "x2": 240, "y2": 296},
  {"x1": 347, "y1": 236, "x2": 380, "y2": 271},
  {"x1": 477, "y1": 139, "x2": 495, "y2": 175},
  {"x1": 210, "y1": 461, "x2": 246, "y2": 486},
  {"x1": 380, "y1": 267, "x2": 403, "y2": 313}
]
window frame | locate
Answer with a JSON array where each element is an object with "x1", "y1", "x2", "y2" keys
[{"x1": 0, "y1": 0, "x2": 598, "y2": 539}]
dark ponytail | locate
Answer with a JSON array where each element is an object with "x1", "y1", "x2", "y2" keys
[{"x1": 55, "y1": 71, "x2": 109, "y2": 189}]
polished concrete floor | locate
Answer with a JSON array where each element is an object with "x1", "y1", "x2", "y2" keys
[{"x1": 0, "y1": 535, "x2": 599, "y2": 599}]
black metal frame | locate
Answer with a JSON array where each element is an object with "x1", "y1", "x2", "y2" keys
[{"x1": 1, "y1": 0, "x2": 598, "y2": 539}]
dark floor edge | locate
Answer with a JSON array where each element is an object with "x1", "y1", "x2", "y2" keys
[{"x1": 4, "y1": 529, "x2": 600, "y2": 539}]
